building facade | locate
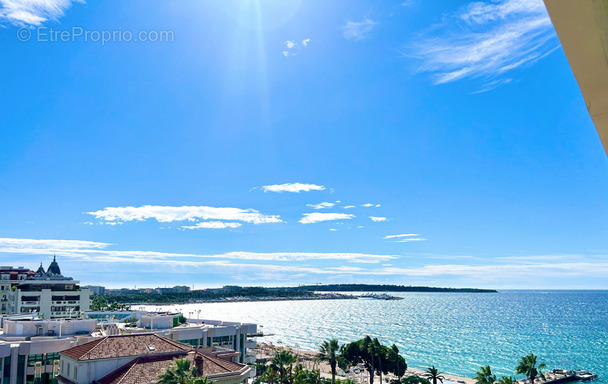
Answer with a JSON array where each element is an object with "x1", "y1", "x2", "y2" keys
[{"x1": 0, "y1": 259, "x2": 91, "y2": 320}]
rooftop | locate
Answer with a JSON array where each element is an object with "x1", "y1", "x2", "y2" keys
[
  {"x1": 61, "y1": 333, "x2": 191, "y2": 361},
  {"x1": 94, "y1": 351, "x2": 249, "y2": 384}
]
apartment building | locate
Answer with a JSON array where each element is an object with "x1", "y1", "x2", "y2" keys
[{"x1": 0, "y1": 258, "x2": 91, "y2": 320}]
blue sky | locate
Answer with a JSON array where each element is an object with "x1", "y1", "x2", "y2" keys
[{"x1": 0, "y1": 0, "x2": 606, "y2": 289}]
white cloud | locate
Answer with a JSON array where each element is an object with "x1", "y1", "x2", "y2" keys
[
  {"x1": 361, "y1": 203, "x2": 380, "y2": 208},
  {"x1": 0, "y1": 0, "x2": 82, "y2": 26},
  {"x1": 306, "y1": 202, "x2": 335, "y2": 210},
  {"x1": 0, "y1": 238, "x2": 396, "y2": 264},
  {"x1": 261, "y1": 183, "x2": 325, "y2": 193},
  {"x1": 1, "y1": 238, "x2": 606, "y2": 285},
  {"x1": 0, "y1": 238, "x2": 109, "y2": 250},
  {"x1": 409, "y1": 0, "x2": 558, "y2": 88},
  {"x1": 393, "y1": 237, "x2": 427, "y2": 243},
  {"x1": 329, "y1": 228, "x2": 337, "y2": 231},
  {"x1": 369, "y1": 216, "x2": 388, "y2": 222},
  {"x1": 299, "y1": 212, "x2": 355, "y2": 224},
  {"x1": 342, "y1": 18, "x2": 377, "y2": 40},
  {"x1": 180, "y1": 221, "x2": 242, "y2": 230},
  {"x1": 384, "y1": 233, "x2": 419, "y2": 239},
  {"x1": 343, "y1": 205, "x2": 355, "y2": 209},
  {"x1": 86, "y1": 205, "x2": 282, "y2": 225},
  {"x1": 282, "y1": 38, "x2": 311, "y2": 57}
]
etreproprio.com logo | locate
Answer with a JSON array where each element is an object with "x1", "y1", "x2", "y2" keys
[{"x1": 17, "y1": 26, "x2": 174, "y2": 45}]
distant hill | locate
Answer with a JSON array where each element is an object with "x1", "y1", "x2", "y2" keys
[{"x1": 295, "y1": 284, "x2": 497, "y2": 293}]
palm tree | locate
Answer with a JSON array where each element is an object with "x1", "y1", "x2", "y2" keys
[
  {"x1": 424, "y1": 366, "x2": 445, "y2": 384},
  {"x1": 372, "y1": 338, "x2": 385, "y2": 384},
  {"x1": 272, "y1": 350, "x2": 298, "y2": 384},
  {"x1": 317, "y1": 339, "x2": 340, "y2": 384},
  {"x1": 515, "y1": 354, "x2": 546, "y2": 384},
  {"x1": 475, "y1": 366, "x2": 497, "y2": 384},
  {"x1": 498, "y1": 376, "x2": 516, "y2": 384},
  {"x1": 157, "y1": 357, "x2": 207, "y2": 384}
]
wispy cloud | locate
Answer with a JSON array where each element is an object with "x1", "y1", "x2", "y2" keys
[
  {"x1": 384, "y1": 233, "x2": 426, "y2": 242},
  {"x1": 1, "y1": 238, "x2": 605, "y2": 286},
  {"x1": 369, "y1": 216, "x2": 388, "y2": 222},
  {"x1": 86, "y1": 205, "x2": 281, "y2": 225},
  {"x1": 180, "y1": 221, "x2": 242, "y2": 230},
  {"x1": 393, "y1": 237, "x2": 426, "y2": 243},
  {"x1": 1, "y1": 238, "x2": 606, "y2": 286},
  {"x1": 261, "y1": 183, "x2": 325, "y2": 193},
  {"x1": 342, "y1": 19, "x2": 377, "y2": 40},
  {"x1": 0, "y1": 238, "x2": 396, "y2": 264},
  {"x1": 306, "y1": 202, "x2": 335, "y2": 210},
  {"x1": 384, "y1": 233, "x2": 419, "y2": 239},
  {"x1": 0, "y1": 0, "x2": 82, "y2": 26},
  {"x1": 408, "y1": 0, "x2": 558, "y2": 88},
  {"x1": 343, "y1": 205, "x2": 355, "y2": 209},
  {"x1": 361, "y1": 203, "x2": 381, "y2": 208},
  {"x1": 299, "y1": 212, "x2": 355, "y2": 224}
]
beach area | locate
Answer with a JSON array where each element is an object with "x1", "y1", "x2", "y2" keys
[{"x1": 254, "y1": 342, "x2": 476, "y2": 384}]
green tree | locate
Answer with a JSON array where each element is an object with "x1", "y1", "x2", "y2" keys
[
  {"x1": 424, "y1": 367, "x2": 445, "y2": 384},
  {"x1": 498, "y1": 376, "x2": 516, "y2": 384},
  {"x1": 475, "y1": 366, "x2": 497, "y2": 384},
  {"x1": 515, "y1": 354, "x2": 546, "y2": 384},
  {"x1": 293, "y1": 364, "x2": 322, "y2": 384},
  {"x1": 341, "y1": 336, "x2": 404, "y2": 384},
  {"x1": 157, "y1": 357, "x2": 207, "y2": 384},
  {"x1": 397, "y1": 376, "x2": 431, "y2": 384},
  {"x1": 317, "y1": 339, "x2": 340, "y2": 384},
  {"x1": 90, "y1": 295, "x2": 108, "y2": 311},
  {"x1": 385, "y1": 344, "x2": 407, "y2": 380},
  {"x1": 271, "y1": 350, "x2": 298, "y2": 384}
]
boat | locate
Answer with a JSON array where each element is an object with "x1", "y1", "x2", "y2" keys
[{"x1": 573, "y1": 371, "x2": 597, "y2": 381}]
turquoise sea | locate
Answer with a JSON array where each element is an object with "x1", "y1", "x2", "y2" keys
[{"x1": 148, "y1": 290, "x2": 608, "y2": 383}]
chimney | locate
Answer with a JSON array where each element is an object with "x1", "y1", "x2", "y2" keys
[{"x1": 194, "y1": 354, "x2": 204, "y2": 376}]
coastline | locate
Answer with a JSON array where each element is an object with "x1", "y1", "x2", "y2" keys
[{"x1": 130, "y1": 294, "x2": 359, "y2": 306}]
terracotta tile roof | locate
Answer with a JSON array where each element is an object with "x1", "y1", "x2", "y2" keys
[
  {"x1": 94, "y1": 351, "x2": 250, "y2": 384},
  {"x1": 61, "y1": 333, "x2": 191, "y2": 361}
]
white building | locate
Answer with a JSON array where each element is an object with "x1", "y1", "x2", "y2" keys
[
  {"x1": 0, "y1": 317, "x2": 97, "y2": 384},
  {"x1": 56, "y1": 333, "x2": 251, "y2": 384},
  {"x1": 0, "y1": 258, "x2": 92, "y2": 320},
  {"x1": 83, "y1": 311, "x2": 258, "y2": 365}
]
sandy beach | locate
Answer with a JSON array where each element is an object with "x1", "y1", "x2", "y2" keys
[{"x1": 254, "y1": 343, "x2": 476, "y2": 384}]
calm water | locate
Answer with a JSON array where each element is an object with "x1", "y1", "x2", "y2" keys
[{"x1": 146, "y1": 290, "x2": 608, "y2": 383}]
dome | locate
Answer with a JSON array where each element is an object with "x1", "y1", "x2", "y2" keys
[
  {"x1": 35, "y1": 262, "x2": 46, "y2": 276},
  {"x1": 47, "y1": 255, "x2": 62, "y2": 276}
]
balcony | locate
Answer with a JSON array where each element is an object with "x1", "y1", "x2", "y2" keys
[{"x1": 20, "y1": 301, "x2": 40, "y2": 306}]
